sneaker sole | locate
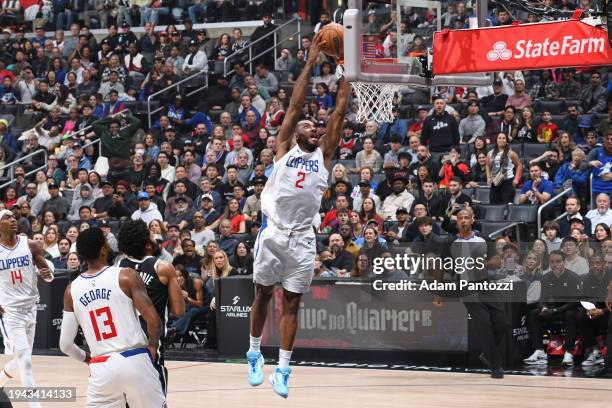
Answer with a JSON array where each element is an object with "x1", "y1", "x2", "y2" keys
[
  {"x1": 523, "y1": 359, "x2": 548, "y2": 365},
  {"x1": 269, "y1": 375, "x2": 288, "y2": 398}
]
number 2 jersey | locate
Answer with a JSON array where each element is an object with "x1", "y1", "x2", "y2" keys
[
  {"x1": 0, "y1": 236, "x2": 39, "y2": 309},
  {"x1": 260, "y1": 145, "x2": 328, "y2": 230},
  {"x1": 71, "y1": 266, "x2": 148, "y2": 358}
]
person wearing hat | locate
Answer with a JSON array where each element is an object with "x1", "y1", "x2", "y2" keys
[
  {"x1": 117, "y1": 22, "x2": 138, "y2": 55},
  {"x1": 40, "y1": 182, "x2": 70, "y2": 220},
  {"x1": 480, "y1": 79, "x2": 509, "y2": 116},
  {"x1": 131, "y1": 191, "x2": 163, "y2": 225},
  {"x1": 243, "y1": 177, "x2": 266, "y2": 222},
  {"x1": 250, "y1": 11, "x2": 277, "y2": 68},
  {"x1": 352, "y1": 180, "x2": 382, "y2": 213},
  {"x1": 407, "y1": 106, "x2": 429, "y2": 139},
  {"x1": 380, "y1": 175, "x2": 415, "y2": 221},
  {"x1": 92, "y1": 180, "x2": 115, "y2": 220},
  {"x1": 182, "y1": 38, "x2": 208, "y2": 76}
]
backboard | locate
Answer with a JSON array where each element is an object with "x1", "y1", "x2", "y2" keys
[{"x1": 342, "y1": 0, "x2": 493, "y2": 87}]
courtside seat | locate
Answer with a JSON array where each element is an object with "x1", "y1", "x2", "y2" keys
[{"x1": 477, "y1": 204, "x2": 507, "y2": 221}]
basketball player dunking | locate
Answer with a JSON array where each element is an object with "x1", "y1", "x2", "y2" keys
[
  {"x1": 59, "y1": 228, "x2": 167, "y2": 407},
  {"x1": 0, "y1": 209, "x2": 54, "y2": 408},
  {"x1": 246, "y1": 35, "x2": 352, "y2": 398},
  {"x1": 117, "y1": 219, "x2": 185, "y2": 396}
]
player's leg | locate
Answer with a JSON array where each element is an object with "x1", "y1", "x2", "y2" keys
[
  {"x1": 247, "y1": 225, "x2": 280, "y2": 387},
  {"x1": 486, "y1": 301, "x2": 510, "y2": 377},
  {"x1": 121, "y1": 353, "x2": 167, "y2": 408},
  {"x1": 1, "y1": 311, "x2": 41, "y2": 407},
  {"x1": 463, "y1": 299, "x2": 501, "y2": 378},
  {"x1": 268, "y1": 288, "x2": 301, "y2": 398},
  {"x1": 0, "y1": 315, "x2": 18, "y2": 387},
  {"x1": 87, "y1": 355, "x2": 124, "y2": 408},
  {"x1": 246, "y1": 283, "x2": 274, "y2": 386}
]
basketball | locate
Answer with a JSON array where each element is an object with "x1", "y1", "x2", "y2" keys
[{"x1": 318, "y1": 22, "x2": 344, "y2": 60}]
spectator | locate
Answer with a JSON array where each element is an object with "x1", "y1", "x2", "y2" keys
[
  {"x1": 182, "y1": 39, "x2": 208, "y2": 76},
  {"x1": 559, "y1": 197, "x2": 592, "y2": 238},
  {"x1": 481, "y1": 79, "x2": 508, "y2": 116},
  {"x1": 536, "y1": 111, "x2": 559, "y2": 144},
  {"x1": 254, "y1": 64, "x2": 278, "y2": 95},
  {"x1": 586, "y1": 193, "x2": 612, "y2": 234},
  {"x1": 275, "y1": 48, "x2": 292, "y2": 71},
  {"x1": 523, "y1": 250, "x2": 581, "y2": 366},
  {"x1": 249, "y1": 12, "x2": 276, "y2": 68},
  {"x1": 438, "y1": 146, "x2": 469, "y2": 188},
  {"x1": 459, "y1": 101, "x2": 486, "y2": 144},
  {"x1": 486, "y1": 132, "x2": 522, "y2": 204},
  {"x1": 173, "y1": 239, "x2": 203, "y2": 277},
  {"x1": 131, "y1": 191, "x2": 163, "y2": 224},
  {"x1": 505, "y1": 79, "x2": 532, "y2": 110},
  {"x1": 529, "y1": 70, "x2": 559, "y2": 100},
  {"x1": 579, "y1": 71, "x2": 607, "y2": 114},
  {"x1": 584, "y1": 131, "x2": 612, "y2": 199},
  {"x1": 380, "y1": 176, "x2": 415, "y2": 221},
  {"x1": 542, "y1": 220, "x2": 562, "y2": 252},
  {"x1": 558, "y1": 69, "x2": 582, "y2": 99},
  {"x1": 518, "y1": 163, "x2": 553, "y2": 206},
  {"x1": 561, "y1": 236, "x2": 589, "y2": 276},
  {"x1": 553, "y1": 148, "x2": 589, "y2": 196},
  {"x1": 422, "y1": 97, "x2": 460, "y2": 153},
  {"x1": 218, "y1": 219, "x2": 239, "y2": 257},
  {"x1": 288, "y1": 49, "x2": 306, "y2": 82}
]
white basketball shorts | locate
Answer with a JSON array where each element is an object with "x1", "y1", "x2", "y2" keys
[
  {"x1": 253, "y1": 222, "x2": 316, "y2": 294},
  {"x1": 0, "y1": 304, "x2": 37, "y2": 354},
  {"x1": 87, "y1": 348, "x2": 167, "y2": 408}
]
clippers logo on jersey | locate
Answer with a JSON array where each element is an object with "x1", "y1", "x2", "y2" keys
[
  {"x1": 0, "y1": 255, "x2": 31, "y2": 270},
  {"x1": 285, "y1": 155, "x2": 320, "y2": 172}
]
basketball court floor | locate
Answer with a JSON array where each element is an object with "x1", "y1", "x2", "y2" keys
[{"x1": 1, "y1": 355, "x2": 609, "y2": 407}]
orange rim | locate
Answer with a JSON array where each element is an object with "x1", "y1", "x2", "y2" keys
[{"x1": 363, "y1": 58, "x2": 398, "y2": 64}]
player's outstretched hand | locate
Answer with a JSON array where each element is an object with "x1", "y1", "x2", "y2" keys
[
  {"x1": 308, "y1": 34, "x2": 326, "y2": 64},
  {"x1": 39, "y1": 268, "x2": 54, "y2": 282}
]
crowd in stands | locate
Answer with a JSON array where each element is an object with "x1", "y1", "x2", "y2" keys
[{"x1": 0, "y1": 1, "x2": 610, "y2": 360}]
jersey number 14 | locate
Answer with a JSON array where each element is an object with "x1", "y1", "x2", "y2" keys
[
  {"x1": 10, "y1": 270, "x2": 22, "y2": 285},
  {"x1": 89, "y1": 307, "x2": 118, "y2": 341}
]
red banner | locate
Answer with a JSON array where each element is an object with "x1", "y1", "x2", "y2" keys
[{"x1": 432, "y1": 18, "x2": 612, "y2": 75}]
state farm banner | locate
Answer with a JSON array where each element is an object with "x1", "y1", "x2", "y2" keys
[{"x1": 432, "y1": 19, "x2": 612, "y2": 75}]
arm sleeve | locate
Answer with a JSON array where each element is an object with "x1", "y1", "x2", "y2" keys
[{"x1": 59, "y1": 311, "x2": 87, "y2": 362}]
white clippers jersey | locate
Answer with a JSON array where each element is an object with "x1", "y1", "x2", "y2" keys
[
  {"x1": 0, "y1": 236, "x2": 39, "y2": 308},
  {"x1": 261, "y1": 145, "x2": 329, "y2": 230},
  {"x1": 71, "y1": 266, "x2": 148, "y2": 358}
]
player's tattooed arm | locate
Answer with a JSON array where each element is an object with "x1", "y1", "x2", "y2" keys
[
  {"x1": 120, "y1": 268, "x2": 162, "y2": 358},
  {"x1": 157, "y1": 261, "x2": 185, "y2": 318},
  {"x1": 28, "y1": 239, "x2": 54, "y2": 281},
  {"x1": 60, "y1": 283, "x2": 89, "y2": 363},
  {"x1": 276, "y1": 33, "x2": 325, "y2": 159}
]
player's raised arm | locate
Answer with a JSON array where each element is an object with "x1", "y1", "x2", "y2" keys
[
  {"x1": 157, "y1": 260, "x2": 185, "y2": 318},
  {"x1": 59, "y1": 283, "x2": 89, "y2": 362},
  {"x1": 120, "y1": 268, "x2": 162, "y2": 358},
  {"x1": 321, "y1": 76, "x2": 351, "y2": 168},
  {"x1": 276, "y1": 35, "x2": 325, "y2": 159}
]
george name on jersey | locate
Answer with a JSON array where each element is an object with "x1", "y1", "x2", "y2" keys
[
  {"x1": 285, "y1": 155, "x2": 319, "y2": 172},
  {"x1": 79, "y1": 289, "x2": 112, "y2": 307},
  {"x1": 0, "y1": 255, "x2": 31, "y2": 270}
]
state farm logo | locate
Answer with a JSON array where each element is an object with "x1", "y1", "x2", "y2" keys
[
  {"x1": 487, "y1": 41, "x2": 512, "y2": 61},
  {"x1": 485, "y1": 36, "x2": 606, "y2": 61}
]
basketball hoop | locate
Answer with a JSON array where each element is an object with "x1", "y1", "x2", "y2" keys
[{"x1": 336, "y1": 60, "x2": 403, "y2": 123}]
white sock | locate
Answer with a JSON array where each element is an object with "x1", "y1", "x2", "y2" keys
[
  {"x1": 278, "y1": 349, "x2": 292, "y2": 369},
  {"x1": 249, "y1": 335, "x2": 262, "y2": 353}
]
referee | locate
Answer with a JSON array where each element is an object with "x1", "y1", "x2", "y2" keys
[
  {"x1": 450, "y1": 209, "x2": 509, "y2": 378},
  {"x1": 117, "y1": 220, "x2": 185, "y2": 395}
]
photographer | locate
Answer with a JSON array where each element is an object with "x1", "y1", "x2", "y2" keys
[{"x1": 438, "y1": 146, "x2": 470, "y2": 188}]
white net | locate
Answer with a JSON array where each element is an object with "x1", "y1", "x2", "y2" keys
[
  {"x1": 351, "y1": 81, "x2": 403, "y2": 123},
  {"x1": 336, "y1": 64, "x2": 402, "y2": 123}
]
